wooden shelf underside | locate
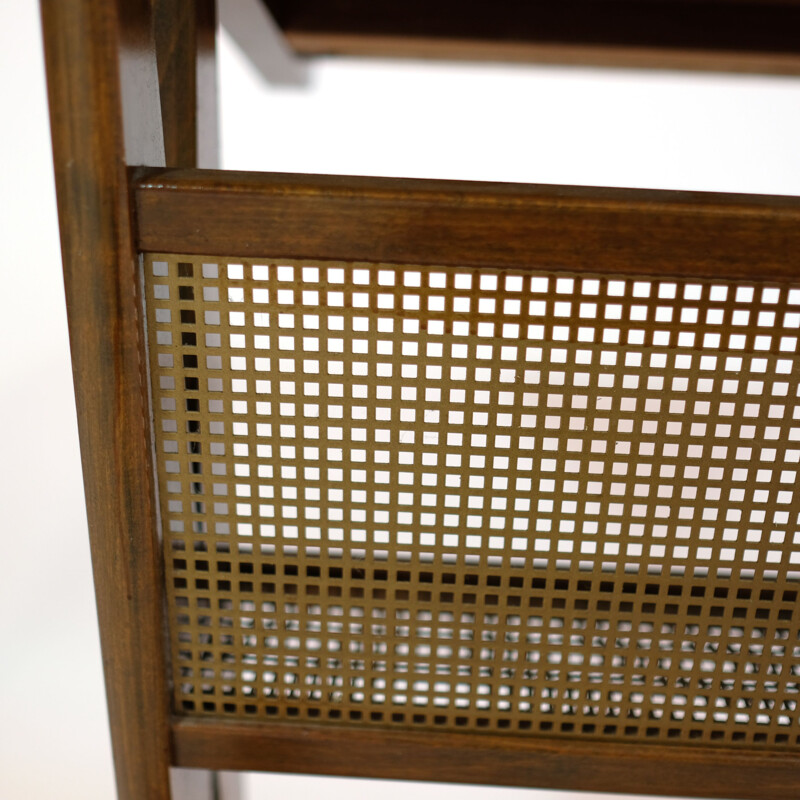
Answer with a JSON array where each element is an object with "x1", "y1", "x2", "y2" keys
[{"x1": 264, "y1": 0, "x2": 800, "y2": 73}]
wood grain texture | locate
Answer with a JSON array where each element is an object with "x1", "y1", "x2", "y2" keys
[
  {"x1": 267, "y1": 0, "x2": 800, "y2": 73},
  {"x1": 135, "y1": 169, "x2": 800, "y2": 281},
  {"x1": 41, "y1": 1, "x2": 171, "y2": 798},
  {"x1": 172, "y1": 718, "x2": 800, "y2": 800},
  {"x1": 154, "y1": 0, "x2": 219, "y2": 169},
  {"x1": 116, "y1": 0, "x2": 165, "y2": 166}
]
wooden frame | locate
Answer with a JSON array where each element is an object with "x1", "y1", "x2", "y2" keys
[
  {"x1": 153, "y1": 0, "x2": 218, "y2": 168},
  {"x1": 136, "y1": 169, "x2": 800, "y2": 800},
  {"x1": 41, "y1": 1, "x2": 171, "y2": 798},
  {"x1": 41, "y1": 1, "x2": 218, "y2": 798},
  {"x1": 171, "y1": 718, "x2": 800, "y2": 800},
  {"x1": 134, "y1": 169, "x2": 800, "y2": 280},
  {"x1": 43, "y1": 2, "x2": 800, "y2": 799},
  {"x1": 263, "y1": 0, "x2": 800, "y2": 74}
]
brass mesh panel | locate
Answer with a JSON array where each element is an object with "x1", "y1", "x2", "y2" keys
[{"x1": 144, "y1": 254, "x2": 800, "y2": 748}]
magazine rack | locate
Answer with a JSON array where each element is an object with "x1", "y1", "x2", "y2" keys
[{"x1": 42, "y1": 1, "x2": 800, "y2": 798}]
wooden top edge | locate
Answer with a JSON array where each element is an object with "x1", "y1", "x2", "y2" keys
[
  {"x1": 133, "y1": 169, "x2": 800, "y2": 279},
  {"x1": 135, "y1": 169, "x2": 800, "y2": 216}
]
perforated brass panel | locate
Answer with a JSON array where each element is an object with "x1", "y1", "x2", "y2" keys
[{"x1": 144, "y1": 253, "x2": 800, "y2": 748}]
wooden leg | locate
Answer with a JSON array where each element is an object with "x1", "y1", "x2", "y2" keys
[
  {"x1": 41, "y1": 1, "x2": 170, "y2": 797},
  {"x1": 153, "y1": 0, "x2": 220, "y2": 167}
]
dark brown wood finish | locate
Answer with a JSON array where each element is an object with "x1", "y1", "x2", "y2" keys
[
  {"x1": 172, "y1": 719, "x2": 800, "y2": 800},
  {"x1": 154, "y1": 0, "x2": 219, "y2": 168},
  {"x1": 44, "y1": 2, "x2": 800, "y2": 798},
  {"x1": 266, "y1": 0, "x2": 800, "y2": 73},
  {"x1": 194, "y1": 0, "x2": 218, "y2": 168},
  {"x1": 136, "y1": 169, "x2": 800, "y2": 281},
  {"x1": 41, "y1": 1, "x2": 171, "y2": 798}
]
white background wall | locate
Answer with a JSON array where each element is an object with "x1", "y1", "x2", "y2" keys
[{"x1": 1, "y1": 3, "x2": 799, "y2": 798}]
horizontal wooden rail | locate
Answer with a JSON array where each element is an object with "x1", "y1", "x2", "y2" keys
[
  {"x1": 171, "y1": 718, "x2": 800, "y2": 800},
  {"x1": 135, "y1": 169, "x2": 800, "y2": 280},
  {"x1": 266, "y1": 0, "x2": 800, "y2": 74}
]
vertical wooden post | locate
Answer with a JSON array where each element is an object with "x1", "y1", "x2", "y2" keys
[
  {"x1": 41, "y1": 1, "x2": 172, "y2": 798},
  {"x1": 153, "y1": 0, "x2": 219, "y2": 168}
]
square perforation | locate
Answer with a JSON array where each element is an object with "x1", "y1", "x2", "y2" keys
[{"x1": 144, "y1": 254, "x2": 800, "y2": 747}]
